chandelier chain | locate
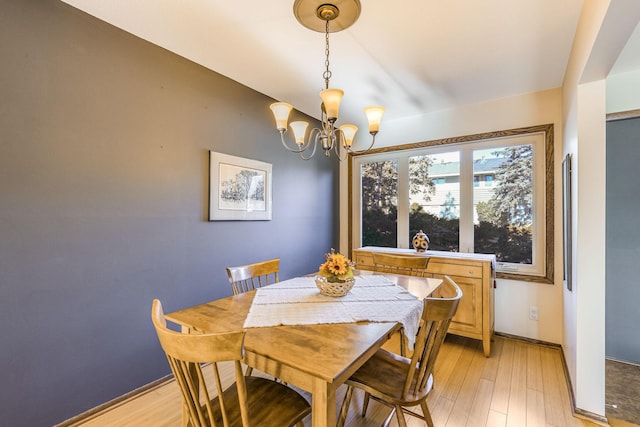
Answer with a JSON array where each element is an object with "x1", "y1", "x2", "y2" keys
[{"x1": 323, "y1": 18, "x2": 331, "y2": 89}]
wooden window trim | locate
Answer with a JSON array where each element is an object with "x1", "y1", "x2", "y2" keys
[{"x1": 348, "y1": 123, "x2": 554, "y2": 284}]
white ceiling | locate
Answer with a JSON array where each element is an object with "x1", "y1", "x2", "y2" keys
[{"x1": 60, "y1": 0, "x2": 639, "y2": 132}]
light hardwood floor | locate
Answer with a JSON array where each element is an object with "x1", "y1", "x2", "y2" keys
[{"x1": 63, "y1": 335, "x2": 629, "y2": 427}]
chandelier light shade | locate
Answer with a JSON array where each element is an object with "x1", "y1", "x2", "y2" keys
[
  {"x1": 269, "y1": 102, "x2": 293, "y2": 131},
  {"x1": 289, "y1": 121, "x2": 309, "y2": 145},
  {"x1": 318, "y1": 88, "x2": 343, "y2": 121},
  {"x1": 270, "y1": 0, "x2": 384, "y2": 160},
  {"x1": 364, "y1": 105, "x2": 385, "y2": 134},
  {"x1": 339, "y1": 124, "x2": 358, "y2": 148}
]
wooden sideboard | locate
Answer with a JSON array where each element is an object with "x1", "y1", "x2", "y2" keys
[{"x1": 352, "y1": 247, "x2": 496, "y2": 357}]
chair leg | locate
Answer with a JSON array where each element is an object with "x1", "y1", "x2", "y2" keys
[
  {"x1": 394, "y1": 404, "x2": 408, "y2": 427},
  {"x1": 381, "y1": 407, "x2": 396, "y2": 427},
  {"x1": 361, "y1": 391, "x2": 370, "y2": 417},
  {"x1": 420, "y1": 401, "x2": 435, "y2": 427},
  {"x1": 337, "y1": 386, "x2": 354, "y2": 427}
]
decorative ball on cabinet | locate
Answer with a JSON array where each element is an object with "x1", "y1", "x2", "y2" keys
[{"x1": 412, "y1": 229, "x2": 430, "y2": 252}]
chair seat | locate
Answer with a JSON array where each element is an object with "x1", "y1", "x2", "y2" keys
[
  {"x1": 201, "y1": 377, "x2": 310, "y2": 427},
  {"x1": 347, "y1": 348, "x2": 434, "y2": 405}
]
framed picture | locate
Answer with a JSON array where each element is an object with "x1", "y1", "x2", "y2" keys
[
  {"x1": 209, "y1": 151, "x2": 272, "y2": 221},
  {"x1": 562, "y1": 153, "x2": 572, "y2": 290}
]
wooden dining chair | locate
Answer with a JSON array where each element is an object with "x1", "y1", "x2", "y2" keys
[
  {"x1": 225, "y1": 258, "x2": 280, "y2": 377},
  {"x1": 336, "y1": 276, "x2": 462, "y2": 427},
  {"x1": 226, "y1": 258, "x2": 280, "y2": 295},
  {"x1": 371, "y1": 253, "x2": 430, "y2": 277},
  {"x1": 151, "y1": 299, "x2": 310, "y2": 427}
]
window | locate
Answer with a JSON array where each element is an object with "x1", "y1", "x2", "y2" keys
[
  {"x1": 361, "y1": 159, "x2": 398, "y2": 247},
  {"x1": 349, "y1": 124, "x2": 554, "y2": 283}
]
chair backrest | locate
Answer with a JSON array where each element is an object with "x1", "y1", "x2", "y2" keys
[
  {"x1": 151, "y1": 299, "x2": 249, "y2": 427},
  {"x1": 226, "y1": 258, "x2": 280, "y2": 295},
  {"x1": 402, "y1": 275, "x2": 462, "y2": 398},
  {"x1": 371, "y1": 253, "x2": 430, "y2": 277}
]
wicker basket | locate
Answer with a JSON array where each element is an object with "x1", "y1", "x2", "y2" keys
[{"x1": 315, "y1": 276, "x2": 355, "y2": 297}]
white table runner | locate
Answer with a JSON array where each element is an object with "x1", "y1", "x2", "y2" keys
[{"x1": 243, "y1": 275, "x2": 423, "y2": 348}]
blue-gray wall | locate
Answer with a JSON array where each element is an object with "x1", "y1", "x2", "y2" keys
[
  {"x1": 606, "y1": 117, "x2": 640, "y2": 365},
  {"x1": 0, "y1": 0, "x2": 338, "y2": 425}
]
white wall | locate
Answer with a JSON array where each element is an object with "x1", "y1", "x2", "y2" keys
[
  {"x1": 340, "y1": 88, "x2": 567, "y2": 345},
  {"x1": 561, "y1": 2, "x2": 608, "y2": 417},
  {"x1": 560, "y1": 0, "x2": 640, "y2": 418},
  {"x1": 607, "y1": 68, "x2": 640, "y2": 112},
  {"x1": 576, "y1": 80, "x2": 608, "y2": 413}
]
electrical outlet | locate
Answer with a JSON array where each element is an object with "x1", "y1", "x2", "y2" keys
[{"x1": 529, "y1": 306, "x2": 538, "y2": 321}]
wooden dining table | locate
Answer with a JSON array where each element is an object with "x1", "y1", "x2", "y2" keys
[{"x1": 165, "y1": 271, "x2": 442, "y2": 427}]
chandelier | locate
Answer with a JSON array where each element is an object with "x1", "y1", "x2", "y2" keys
[{"x1": 269, "y1": 0, "x2": 385, "y2": 160}]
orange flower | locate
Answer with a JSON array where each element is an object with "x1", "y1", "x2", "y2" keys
[{"x1": 318, "y1": 249, "x2": 354, "y2": 282}]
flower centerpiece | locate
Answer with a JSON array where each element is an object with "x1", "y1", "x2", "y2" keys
[{"x1": 315, "y1": 248, "x2": 356, "y2": 297}]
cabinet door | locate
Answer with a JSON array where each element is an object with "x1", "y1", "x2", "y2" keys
[{"x1": 433, "y1": 274, "x2": 482, "y2": 335}]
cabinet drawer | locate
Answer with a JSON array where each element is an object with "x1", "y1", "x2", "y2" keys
[
  {"x1": 353, "y1": 252, "x2": 374, "y2": 270},
  {"x1": 427, "y1": 262, "x2": 483, "y2": 278}
]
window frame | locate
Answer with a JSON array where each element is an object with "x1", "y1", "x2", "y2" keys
[{"x1": 348, "y1": 124, "x2": 554, "y2": 284}]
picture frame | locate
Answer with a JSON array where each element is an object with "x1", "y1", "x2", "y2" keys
[
  {"x1": 562, "y1": 153, "x2": 572, "y2": 290},
  {"x1": 209, "y1": 151, "x2": 272, "y2": 221}
]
